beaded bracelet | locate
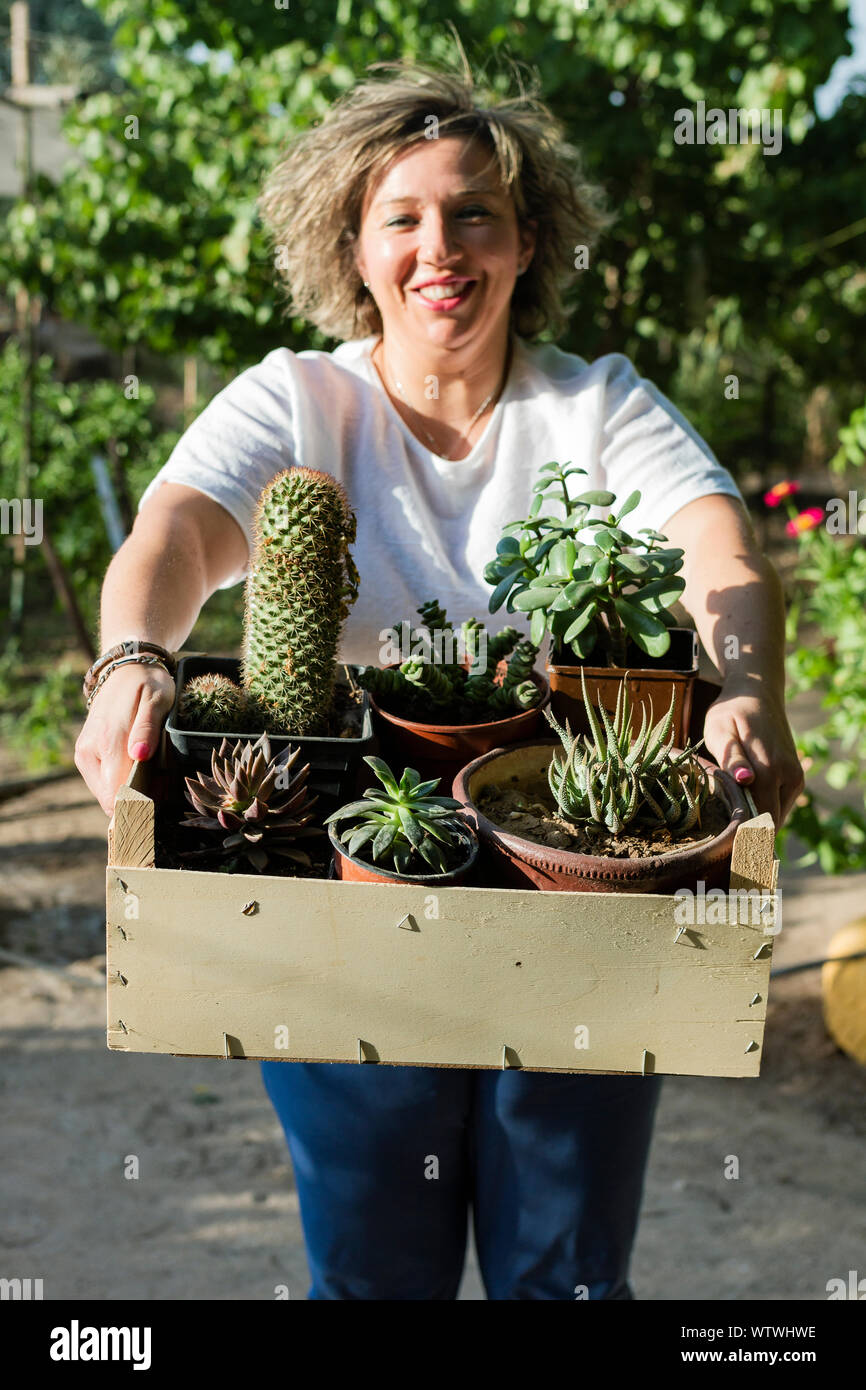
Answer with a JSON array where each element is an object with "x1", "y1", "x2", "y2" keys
[
  {"x1": 83, "y1": 639, "x2": 177, "y2": 701},
  {"x1": 85, "y1": 654, "x2": 175, "y2": 711}
]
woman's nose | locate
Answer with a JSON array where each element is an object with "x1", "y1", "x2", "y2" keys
[{"x1": 418, "y1": 209, "x2": 462, "y2": 265}]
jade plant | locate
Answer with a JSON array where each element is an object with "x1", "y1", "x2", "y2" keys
[
  {"x1": 543, "y1": 668, "x2": 710, "y2": 838},
  {"x1": 181, "y1": 733, "x2": 325, "y2": 872},
  {"x1": 241, "y1": 466, "x2": 360, "y2": 735},
  {"x1": 324, "y1": 755, "x2": 469, "y2": 875},
  {"x1": 357, "y1": 600, "x2": 541, "y2": 722},
  {"x1": 483, "y1": 461, "x2": 687, "y2": 665}
]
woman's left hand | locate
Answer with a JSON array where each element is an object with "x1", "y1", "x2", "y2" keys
[{"x1": 700, "y1": 680, "x2": 805, "y2": 829}]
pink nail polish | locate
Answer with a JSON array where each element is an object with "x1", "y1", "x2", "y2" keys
[
  {"x1": 734, "y1": 767, "x2": 752, "y2": 783},
  {"x1": 131, "y1": 742, "x2": 150, "y2": 760}
]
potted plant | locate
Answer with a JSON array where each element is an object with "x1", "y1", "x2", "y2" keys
[
  {"x1": 175, "y1": 732, "x2": 329, "y2": 877},
  {"x1": 483, "y1": 461, "x2": 700, "y2": 744},
  {"x1": 453, "y1": 669, "x2": 748, "y2": 894},
  {"x1": 357, "y1": 600, "x2": 550, "y2": 781},
  {"x1": 166, "y1": 467, "x2": 375, "y2": 806},
  {"x1": 325, "y1": 755, "x2": 479, "y2": 886}
]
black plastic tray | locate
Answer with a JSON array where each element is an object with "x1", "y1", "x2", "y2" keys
[{"x1": 166, "y1": 655, "x2": 376, "y2": 807}]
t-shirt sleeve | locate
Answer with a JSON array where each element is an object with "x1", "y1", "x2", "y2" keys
[
  {"x1": 598, "y1": 354, "x2": 744, "y2": 536},
  {"x1": 136, "y1": 351, "x2": 296, "y2": 588}
]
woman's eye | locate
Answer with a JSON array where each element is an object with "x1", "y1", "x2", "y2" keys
[{"x1": 384, "y1": 207, "x2": 492, "y2": 228}]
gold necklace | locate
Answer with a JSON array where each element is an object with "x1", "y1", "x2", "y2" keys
[{"x1": 374, "y1": 340, "x2": 511, "y2": 461}]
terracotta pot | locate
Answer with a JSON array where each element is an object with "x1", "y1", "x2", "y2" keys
[
  {"x1": 368, "y1": 667, "x2": 550, "y2": 785},
  {"x1": 328, "y1": 821, "x2": 480, "y2": 887},
  {"x1": 452, "y1": 739, "x2": 749, "y2": 895},
  {"x1": 547, "y1": 627, "x2": 699, "y2": 747}
]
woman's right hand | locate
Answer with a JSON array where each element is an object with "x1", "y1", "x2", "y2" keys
[{"x1": 74, "y1": 663, "x2": 176, "y2": 816}]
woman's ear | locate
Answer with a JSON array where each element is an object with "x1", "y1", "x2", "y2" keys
[
  {"x1": 518, "y1": 219, "x2": 538, "y2": 274},
  {"x1": 351, "y1": 238, "x2": 367, "y2": 287}
]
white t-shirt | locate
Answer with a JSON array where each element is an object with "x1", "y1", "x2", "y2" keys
[{"x1": 139, "y1": 334, "x2": 744, "y2": 670}]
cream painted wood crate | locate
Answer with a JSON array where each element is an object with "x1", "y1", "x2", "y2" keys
[{"x1": 106, "y1": 757, "x2": 778, "y2": 1078}]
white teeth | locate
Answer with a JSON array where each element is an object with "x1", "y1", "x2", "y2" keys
[{"x1": 418, "y1": 283, "x2": 468, "y2": 301}]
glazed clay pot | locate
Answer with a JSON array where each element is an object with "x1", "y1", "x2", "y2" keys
[
  {"x1": 452, "y1": 739, "x2": 750, "y2": 895},
  {"x1": 328, "y1": 821, "x2": 480, "y2": 887},
  {"x1": 368, "y1": 667, "x2": 550, "y2": 785}
]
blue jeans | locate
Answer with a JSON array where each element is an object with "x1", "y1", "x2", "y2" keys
[{"x1": 261, "y1": 1060, "x2": 662, "y2": 1300}]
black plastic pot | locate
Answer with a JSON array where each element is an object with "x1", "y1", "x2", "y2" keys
[{"x1": 166, "y1": 655, "x2": 376, "y2": 809}]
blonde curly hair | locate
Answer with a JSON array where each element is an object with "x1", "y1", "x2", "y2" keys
[{"x1": 258, "y1": 54, "x2": 614, "y2": 343}]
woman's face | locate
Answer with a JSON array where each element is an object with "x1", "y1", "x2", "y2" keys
[{"x1": 355, "y1": 136, "x2": 536, "y2": 353}]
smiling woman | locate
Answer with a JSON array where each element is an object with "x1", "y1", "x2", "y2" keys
[{"x1": 76, "y1": 46, "x2": 803, "y2": 1304}]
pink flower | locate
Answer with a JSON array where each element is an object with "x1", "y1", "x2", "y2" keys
[
  {"x1": 785, "y1": 507, "x2": 824, "y2": 536},
  {"x1": 764, "y1": 480, "x2": 801, "y2": 508}
]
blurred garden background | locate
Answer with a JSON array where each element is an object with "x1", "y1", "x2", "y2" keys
[{"x1": 0, "y1": 0, "x2": 865, "y2": 1301}]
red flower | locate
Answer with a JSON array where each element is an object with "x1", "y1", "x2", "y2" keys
[
  {"x1": 785, "y1": 507, "x2": 824, "y2": 536},
  {"x1": 764, "y1": 480, "x2": 801, "y2": 508}
]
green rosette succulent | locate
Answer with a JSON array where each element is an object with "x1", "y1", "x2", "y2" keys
[{"x1": 325, "y1": 756, "x2": 469, "y2": 876}]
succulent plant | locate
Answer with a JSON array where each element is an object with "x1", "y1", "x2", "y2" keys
[
  {"x1": 543, "y1": 668, "x2": 710, "y2": 838},
  {"x1": 324, "y1": 755, "x2": 469, "y2": 876},
  {"x1": 484, "y1": 461, "x2": 686, "y2": 666},
  {"x1": 242, "y1": 467, "x2": 359, "y2": 735},
  {"x1": 400, "y1": 654, "x2": 457, "y2": 706},
  {"x1": 177, "y1": 673, "x2": 269, "y2": 734},
  {"x1": 181, "y1": 732, "x2": 325, "y2": 872},
  {"x1": 359, "y1": 600, "x2": 541, "y2": 724}
]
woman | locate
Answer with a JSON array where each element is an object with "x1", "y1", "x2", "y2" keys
[{"x1": 75, "y1": 59, "x2": 803, "y2": 1300}]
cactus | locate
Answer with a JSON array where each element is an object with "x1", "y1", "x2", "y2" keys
[
  {"x1": 177, "y1": 674, "x2": 260, "y2": 733},
  {"x1": 242, "y1": 468, "x2": 359, "y2": 735}
]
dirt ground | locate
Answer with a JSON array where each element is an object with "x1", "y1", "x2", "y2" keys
[{"x1": 2, "y1": 686, "x2": 865, "y2": 1301}]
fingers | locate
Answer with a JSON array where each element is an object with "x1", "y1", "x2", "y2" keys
[
  {"x1": 702, "y1": 702, "x2": 782, "y2": 826},
  {"x1": 127, "y1": 675, "x2": 176, "y2": 761},
  {"x1": 74, "y1": 667, "x2": 175, "y2": 816}
]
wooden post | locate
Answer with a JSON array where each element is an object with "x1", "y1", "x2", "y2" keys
[
  {"x1": 729, "y1": 812, "x2": 777, "y2": 895},
  {"x1": 107, "y1": 762, "x2": 155, "y2": 869}
]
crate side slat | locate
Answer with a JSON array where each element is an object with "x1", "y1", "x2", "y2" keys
[{"x1": 106, "y1": 868, "x2": 772, "y2": 1077}]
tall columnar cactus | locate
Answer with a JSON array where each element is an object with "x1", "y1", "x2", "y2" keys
[{"x1": 242, "y1": 468, "x2": 359, "y2": 735}]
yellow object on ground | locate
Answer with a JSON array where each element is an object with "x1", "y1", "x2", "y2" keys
[{"x1": 822, "y1": 920, "x2": 866, "y2": 1066}]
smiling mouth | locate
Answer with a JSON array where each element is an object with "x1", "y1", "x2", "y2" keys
[{"x1": 412, "y1": 280, "x2": 477, "y2": 310}]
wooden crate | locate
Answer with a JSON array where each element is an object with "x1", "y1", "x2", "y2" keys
[{"x1": 106, "y1": 754, "x2": 778, "y2": 1078}]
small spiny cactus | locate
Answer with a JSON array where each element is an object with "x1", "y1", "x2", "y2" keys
[{"x1": 177, "y1": 674, "x2": 262, "y2": 734}]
